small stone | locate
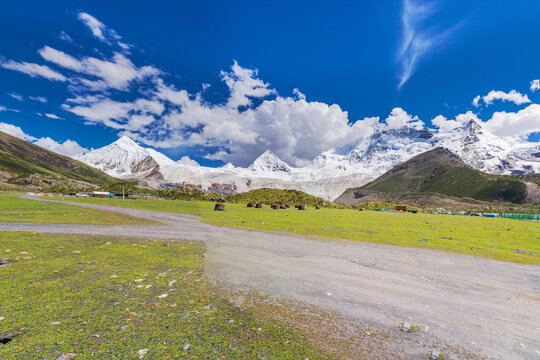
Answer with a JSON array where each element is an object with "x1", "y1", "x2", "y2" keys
[
  {"x1": 145, "y1": 285, "x2": 152, "y2": 289},
  {"x1": 402, "y1": 322, "x2": 412, "y2": 332},
  {"x1": 72, "y1": 250, "x2": 81, "y2": 254},
  {"x1": 19, "y1": 251, "x2": 29, "y2": 255},
  {"x1": 110, "y1": 275, "x2": 117, "y2": 278},
  {"x1": 121, "y1": 325, "x2": 127, "y2": 330},
  {"x1": 137, "y1": 348, "x2": 149, "y2": 357},
  {"x1": 158, "y1": 294, "x2": 168, "y2": 298},
  {"x1": 56, "y1": 354, "x2": 76, "y2": 360},
  {"x1": 168, "y1": 280, "x2": 176, "y2": 286},
  {"x1": 50, "y1": 321, "x2": 61, "y2": 325},
  {"x1": 134, "y1": 279, "x2": 144, "y2": 283},
  {"x1": 429, "y1": 350, "x2": 441, "y2": 360},
  {"x1": 326, "y1": 292, "x2": 332, "y2": 296},
  {"x1": 183, "y1": 344, "x2": 190, "y2": 351}
]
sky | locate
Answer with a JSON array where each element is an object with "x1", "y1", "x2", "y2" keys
[{"x1": 0, "y1": 0, "x2": 539, "y2": 167}]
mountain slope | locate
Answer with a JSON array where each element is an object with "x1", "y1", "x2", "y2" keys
[
  {"x1": 0, "y1": 130, "x2": 119, "y2": 185},
  {"x1": 336, "y1": 148, "x2": 530, "y2": 205}
]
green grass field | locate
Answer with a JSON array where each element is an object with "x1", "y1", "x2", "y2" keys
[
  {"x1": 0, "y1": 232, "x2": 325, "y2": 359},
  {"x1": 44, "y1": 196, "x2": 540, "y2": 265},
  {"x1": 0, "y1": 194, "x2": 155, "y2": 225}
]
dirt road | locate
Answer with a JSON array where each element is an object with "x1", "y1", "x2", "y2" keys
[{"x1": 1, "y1": 196, "x2": 538, "y2": 359}]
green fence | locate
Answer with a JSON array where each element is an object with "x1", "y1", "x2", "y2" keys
[{"x1": 499, "y1": 213, "x2": 540, "y2": 221}]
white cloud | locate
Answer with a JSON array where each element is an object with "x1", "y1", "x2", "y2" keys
[
  {"x1": 432, "y1": 110, "x2": 480, "y2": 130},
  {"x1": 0, "y1": 105, "x2": 5, "y2": 112},
  {"x1": 383, "y1": 107, "x2": 423, "y2": 130},
  {"x1": 0, "y1": 122, "x2": 36, "y2": 141},
  {"x1": 0, "y1": 121, "x2": 87, "y2": 157},
  {"x1": 472, "y1": 95, "x2": 480, "y2": 107},
  {"x1": 484, "y1": 104, "x2": 540, "y2": 137},
  {"x1": 0, "y1": 59, "x2": 67, "y2": 81},
  {"x1": 33, "y1": 137, "x2": 88, "y2": 157},
  {"x1": 177, "y1": 156, "x2": 199, "y2": 166},
  {"x1": 8, "y1": 92, "x2": 24, "y2": 101},
  {"x1": 29, "y1": 96, "x2": 47, "y2": 103},
  {"x1": 59, "y1": 31, "x2": 74, "y2": 44},
  {"x1": 44, "y1": 113, "x2": 63, "y2": 119},
  {"x1": 77, "y1": 12, "x2": 129, "y2": 52},
  {"x1": 221, "y1": 60, "x2": 275, "y2": 108},
  {"x1": 38, "y1": 46, "x2": 159, "y2": 91},
  {"x1": 530, "y1": 80, "x2": 540, "y2": 92},
  {"x1": 478, "y1": 90, "x2": 531, "y2": 106},
  {"x1": 398, "y1": 0, "x2": 460, "y2": 88}
]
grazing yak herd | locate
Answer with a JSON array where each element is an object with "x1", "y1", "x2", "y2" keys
[{"x1": 213, "y1": 198, "x2": 320, "y2": 211}]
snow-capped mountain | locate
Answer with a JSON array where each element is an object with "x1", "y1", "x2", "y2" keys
[
  {"x1": 248, "y1": 150, "x2": 291, "y2": 173},
  {"x1": 313, "y1": 119, "x2": 540, "y2": 176},
  {"x1": 76, "y1": 136, "x2": 174, "y2": 179},
  {"x1": 77, "y1": 120, "x2": 540, "y2": 200}
]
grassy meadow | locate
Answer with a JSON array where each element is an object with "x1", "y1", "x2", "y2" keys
[
  {"x1": 0, "y1": 193, "x2": 156, "y2": 225},
  {"x1": 0, "y1": 232, "x2": 326, "y2": 359},
  {"x1": 44, "y1": 196, "x2": 540, "y2": 265}
]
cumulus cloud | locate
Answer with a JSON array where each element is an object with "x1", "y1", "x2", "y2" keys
[
  {"x1": 484, "y1": 104, "x2": 540, "y2": 137},
  {"x1": 475, "y1": 90, "x2": 531, "y2": 106},
  {"x1": 0, "y1": 121, "x2": 87, "y2": 157},
  {"x1": 221, "y1": 61, "x2": 275, "y2": 108},
  {"x1": 397, "y1": 0, "x2": 461, "y2": 88},
  {"x1": 0, "y1": 59, "x2": 67, "y2": 81},
  {"x1": 33, "y1": 137, "x2": 89, "y2": 157},
  {"x1": 530, "y1": 80, "x2": 540, "y2": 92},
  {"x1": 383, "y1": 107, "x2": 423, "y2": 130},
  {"x1": 0, "y1": 122, "x2": 36, "y2": 141},
  {"x1": 472, "y1": 95, "x2": 481, "y2": 107},
  {"x1": 432, "y1": 110, "x2": 480, "y2": 130}
]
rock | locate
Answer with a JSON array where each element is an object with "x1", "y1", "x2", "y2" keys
[
  {"x1": 429, "y1": 350, "x2": 442, "y2": 360},
  {"x1": 247, "y1": 202, "x2": 255, "y2": 208},
  {"x1": 218, "y1": 197, "x2": 226, "y2": 202},
  {"x1": 255, "y1": 203, "x2": 263, "y2": 208},
  {"x1": 56, "y1": 354, "x2": 76, "y2": 360},
  {"x1": 279, "y1": 204, "x2": 287, "y2": 209},
  {"x1": 50, "y1": 321, "x2": 61, "y2": 325},
  {"x1": 297, "y1": 204, "x2": 307, "y2": 210},
  {"x1": 158, "y1": 294, "x2": 168, "y2": 298},
  {"x1": 315, "y1": 205, "x2": 320, "y2": 210},
  {"x1": 183, "y1": 343, "x2": 190, "y2": 351},
  {"x1": 401, "y1": 322, "x2": 412, "y2": 332},
  {"x1": 515, "y1": 249, "x2": 536, "y2": 256},
  {"x1": 214, "y1": 203, "x2": 226, "y2": 211},
  {"x1": 271, "y1": 204, "x2": 280, "y2": 210},
  {"x1": 0, "y1": 260, "x2": 8, "y2": 265},
  {"x1": 137, "y1": 348, "x2": 149, "y2": 357}
]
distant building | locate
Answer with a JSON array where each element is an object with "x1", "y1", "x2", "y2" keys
[
  {"x1": 395, "y1": 204, "x2": 407, "y2": 211},
  {"x1": 91, "y1": 191, "x2": 111, "y2": 198}
]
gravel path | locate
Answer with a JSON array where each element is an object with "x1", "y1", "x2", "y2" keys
[{"x1": 1, "y1": 196, "x2": 539, "y2": 359}]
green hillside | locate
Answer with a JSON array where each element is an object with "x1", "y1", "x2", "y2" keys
[
  {"x1": 0, "y1": 130, "x2": 119, "y2": 186},
  {"x1": 338, "y1": 148, "x2": 530, "y2": 205}
]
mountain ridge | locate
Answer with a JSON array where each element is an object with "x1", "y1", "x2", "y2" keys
[{"x1": 76, "y1": 119, "x2": 540, "y2": 200}]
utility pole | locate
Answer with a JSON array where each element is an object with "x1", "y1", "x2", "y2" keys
[{"x1": 122, "y1": 186, "x2": 125, "y2": 199}]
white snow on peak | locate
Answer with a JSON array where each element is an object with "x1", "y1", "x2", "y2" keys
[
  {"x1": 248, "y1": 150, "x2": 291, "y2": 173},
  {"x1": 76, "y1": 122, "x2": 540, "y2": 200},
  {"x1": 77, "y1": 136, "x2": 174, "y2": 177}
]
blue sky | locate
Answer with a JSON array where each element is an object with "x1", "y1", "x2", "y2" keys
[{"x1": 0, "y1": 0, "x2": 539, "y2": 166}]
